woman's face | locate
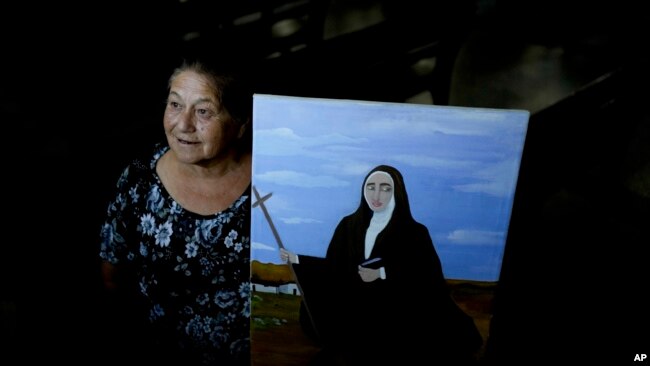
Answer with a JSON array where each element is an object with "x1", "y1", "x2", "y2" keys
[
  {"x1": 364, "y1": 171, "x2": 394, "y2": 212},
  {"x1": 163, "y1": 70, "x2": 243, "y2": 165}
]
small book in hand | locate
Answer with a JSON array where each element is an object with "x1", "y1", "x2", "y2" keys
[{"x1": 360, "y1": 257, "x2": 383, "y2": 269}]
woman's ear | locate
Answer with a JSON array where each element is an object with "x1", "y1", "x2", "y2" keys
[{"x1": 238, "y1": 118, "x2": 250, "y2": 139}]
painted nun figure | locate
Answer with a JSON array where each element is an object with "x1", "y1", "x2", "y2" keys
[{"x1": 282, "y1": 165, "x2": 483, "y2": 365}]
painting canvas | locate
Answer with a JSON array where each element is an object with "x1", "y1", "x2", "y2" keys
[{"x1": 250, "y1": 94, "x2": 529, "y2": 365}]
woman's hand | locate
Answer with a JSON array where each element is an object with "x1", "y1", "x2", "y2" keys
[
  {"x1": 280, "y1": 248, "x2": 298, "y2": 264},
  {"x1": 358, "y1": 266, "x2": 381, "y2": 282}
]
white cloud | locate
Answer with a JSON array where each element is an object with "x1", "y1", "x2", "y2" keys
[
  {"x1": 255, "y1": 128, "x2": 368, "y2": 158},
  {"x1": 280, "y1": 217, "x2": 323, "y2": 224},
  {"x1": 320, "y1": 161, "x2": 374, "y2": 176},
  {"x1": 390, "y1": 154, "x2": 520, "y2": 199},
  {"x1": 452, "y1": 158, "x2": 521, "y2": 197},
  {"x1": 256, "y1": 170, "x2": 350, "y2": 188},
  {"x1": 446, "y1": 229, "x2": 503, "y2": 246},
  {"x1": 368, "y1": 108, "x2": 523, "y2": 137},
  {"x1": 252, "y1": 241, "x2": 277, "y2": 251},
  {"x1": 391, "y1": 154, "x2": 475, "y2": 169},
  {"x1": 453, "y1": 181, "x2": 509, "y2": 197}
]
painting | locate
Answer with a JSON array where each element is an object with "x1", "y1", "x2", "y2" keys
[{"x1": 250, "y1": 94, "x2": 529, "y2": 364}]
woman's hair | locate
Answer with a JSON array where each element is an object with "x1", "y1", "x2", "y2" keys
[{"x1": 168, "y1": 56, "x2": 254, "y2": 153}]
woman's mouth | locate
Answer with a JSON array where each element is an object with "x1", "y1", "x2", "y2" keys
[{"x1": 177, "y1": 138, "x2": 198, "y2": 145}]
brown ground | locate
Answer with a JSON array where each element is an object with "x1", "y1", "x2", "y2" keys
[
  {"x1": 251, "y1": 292, "x2": 321, "y2": 365},
  {"x1": 251, "y1": 280, "x2": 496, "y2": 365}
]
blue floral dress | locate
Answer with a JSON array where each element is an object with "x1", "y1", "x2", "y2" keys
[{"x1": 99, "y1": 143, "x2": 251, "y2": 365}]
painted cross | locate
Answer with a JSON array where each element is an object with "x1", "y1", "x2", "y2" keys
[
  {"x1": 252, "y1": 185, "x2": 321, "y2": 340},
  {"x1": 252, "y1": 186, "x2": 285, "y2": 250}
]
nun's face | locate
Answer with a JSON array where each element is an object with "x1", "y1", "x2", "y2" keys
[{"x1": 364, "y1": 171, "x2": 394, "y2": 212}]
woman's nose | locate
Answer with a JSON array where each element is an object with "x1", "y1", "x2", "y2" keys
[{"x1": 178, "y1": 110, "x2": 195, "y2": 130}]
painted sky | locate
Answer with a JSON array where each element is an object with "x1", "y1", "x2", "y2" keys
[{"x1": 251, "y1": 94, "x2": 529, "y2": 281}]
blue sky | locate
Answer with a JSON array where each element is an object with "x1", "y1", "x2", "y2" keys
[{"x1": 251, "y1": 94, "x2": 529, "y2": 281}]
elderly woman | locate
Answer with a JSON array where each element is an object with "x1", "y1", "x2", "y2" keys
[{"x1": 99, "y1": 56, "x2": 252, "y2": 366}]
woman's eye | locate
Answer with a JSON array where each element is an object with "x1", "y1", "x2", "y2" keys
[
  {"x1": 196, "y1": 108, "x2": 214, "y2": 118},
  {"x1": 381, "y1": 186, "x2": 392, "y2": 192},
  {"x1": 366, "y1": 185, "x2": 375, "y2": 191}
]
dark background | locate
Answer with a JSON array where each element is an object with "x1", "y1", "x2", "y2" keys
[{"x1": 2, "y1": 0, "x2": 648, "y2": 364}]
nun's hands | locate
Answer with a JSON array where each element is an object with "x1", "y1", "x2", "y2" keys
[
  {"x1": 358, "y1": 266, "x2": 381, "y2": 282},
  {"x1": 280, "y1": 248, "x2": 298, "y2": 264}
]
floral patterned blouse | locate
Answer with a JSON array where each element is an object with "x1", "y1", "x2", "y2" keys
[{"x1": 99, "y1": 143, "x2": 251, "y2": 365}]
